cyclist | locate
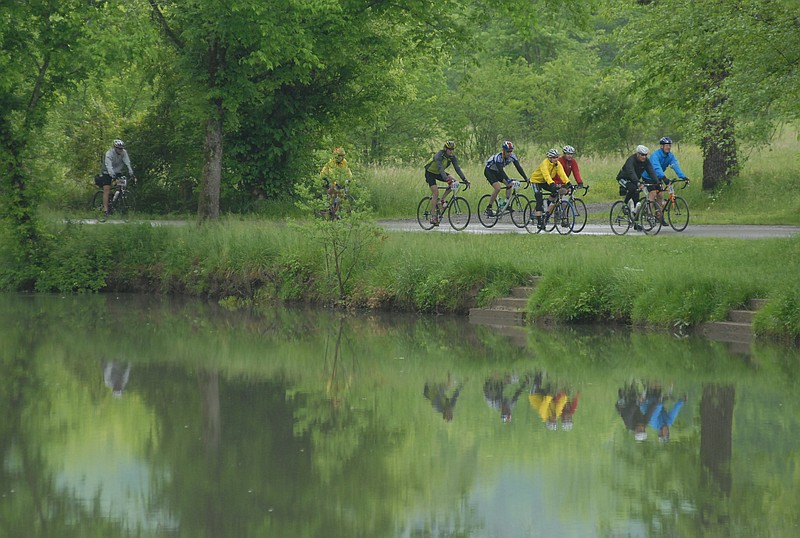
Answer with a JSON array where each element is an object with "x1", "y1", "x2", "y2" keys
[
  {"x1": 529, "y1": 148, "x2": 570, "y2": 229},
  {"x1": 424, "y1": 140, "x2": 470, "y2": 226},
  {"x1": 642, "y1": 136, "x2": 690, "y2": 221},
  {"x1": 96, "y1": 139, "x2": 136, "y2": 220},
  {"x1": 616, "y1": 145, "x2": 658, "y2": 231},
  {"x1": 557, "y1": 145, "x2": 585, "y2": 186},
  {"x1": 483, "y1": 141, "x2": 528, "y2": 216},
  {"x1": 320, "y1": 147, "x2": 353, "y2": 218}
]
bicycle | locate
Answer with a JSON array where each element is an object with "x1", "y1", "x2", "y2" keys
[
  {"x1": 523, "y1": 186, "x2": 576, "y2": 235},
  {"x1": 660, "y1": 178, "x2": 690, "y2": 231},
  {"x1": 477, "y1": 179, "x2": 530, "y2": 228},
  {"x1": 417, "y1": 180, "x2": 471, "y2": 231},
  {"x1": 565, "y1": 183, "x2": 590, "y2": 233},
  {"x1": 319, "y1": 179, "x2": 356, "y2": 220},
  {"x1": 608, "y1": 182, "x2": 661, "y2": 235},
  {"x1": 92, "y1": 175, "x2": 135, "y2": 217}
]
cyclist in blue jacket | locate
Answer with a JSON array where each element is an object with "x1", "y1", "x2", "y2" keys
[{"x1": 642, "y1": 137, "x2": 689, "y2": 217}]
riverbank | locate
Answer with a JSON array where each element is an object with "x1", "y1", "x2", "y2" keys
[{"x1": 2, "y1": 218, "x2": 798, "y2": 343}]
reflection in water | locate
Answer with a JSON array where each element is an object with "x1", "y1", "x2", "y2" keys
[
  {"x1": 103, "y1": 360, "x2": 131, "y2": 397},
  {"x1": 1, "y1": 293, "x2": 799, "y2": 537},
  {"x1": 423, "y1": 376, "x2": 463, "y2": 422}
]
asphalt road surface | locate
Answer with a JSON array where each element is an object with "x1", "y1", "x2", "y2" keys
[{"x1": 379, "y1": 219, "x2": 800, "y2": 239}]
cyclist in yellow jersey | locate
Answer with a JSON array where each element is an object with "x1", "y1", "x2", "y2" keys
[
  {"x1": 320, "y1": 147, "x2": 353, "y2": 217},
  {"x1": 529, "y1": 149, "x2": 570, "y2": 229}
]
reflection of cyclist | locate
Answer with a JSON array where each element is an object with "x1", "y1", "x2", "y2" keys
[
  {"x1": 423, "y1": 379, "x2": 464, "y2": 422},
  {"x1": 103, "y1": 361, "x2": 131, "y2": 398},
  {"x1": 424, "y1": 141, "x2": 469, "y2": 227},
  {"x1": 529, "y1": 149, "x2": 570, "y2": 230},
  {"x1": 616, "y1": 381, "x2": 658, "y2": 441},
  {"x1": 320, "y1": 147, "x2": 353, "y2": 216},
  {"x1": 639, "y1": 383, "x2": 687, "y2": 443},
  {"x1": 483, "y1": 373, "x2": 529, "y2": 423},
  {"x1": 483, "y1": 141, "x2": 528, "y2": 217},
  {"x1": 96, "y1": 139, "x2": 136, "y2": 220},
  {"x1": 616, "y1": 145, "x2": 658, "y2": 231}
]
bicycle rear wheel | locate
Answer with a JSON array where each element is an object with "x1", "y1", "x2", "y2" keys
[
  {"x1": 571, "y1": 197, "x2": 588, "y2": 233},
  {"x1": 609, "y1": 201, "x2": 631, "y2": 235},
  {"x1": 667, "y1": 196, "x2": 689, "y2": 231},
  {"x1": 554, "y1": 201, "x2": 575, "y2": 235},
  {"x1": 640, "y1": 200, "x2": 662, "y2": 235},
  {"x1": 509, "y1": 194, "x2": 530, "y2": 228},
  {"x1": 417, "y1": 196, "x2": 436, "y2": 230},
  {"x1": 477, "y1": 195, "x2": 500, "y2": 228},
  {"x1": 91, "y1": 191, "x2": 104, "y2": 216},
  {"x1": 447, "y1": 196, "x2": 471, "y2": 231},
  {"x1": 523, "y1": 200, "x2": 542, "y2": 234}
]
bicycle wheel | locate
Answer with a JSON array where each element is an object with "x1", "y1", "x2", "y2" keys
[
  {"x1": 416, "y1": 196, "x2": 436, "y2": 230},
  {"x1": 667, "y1": 195, "x2": 689, "y2": 232},
  {"x1": 640, "y1": 200, "x2": 663, "y2": 235},
  {"x1": 523, "y1": 200, "x2": 542, "y2": 234},
  {"x1": 571, "y1": 197, "x2": 588, "y2": 233},
  {"x1": 509, "y1": 194, "x2": 530, "y2": 228},
  {"x1": 554, "y1": 201, "x2": 575, "y2": 235},
  {"x1": 91, "y1": 191, "x2": 104, "y2": 216},
  {"x1": 477, "y1": 194, "x2": 500, "y2": 228},
  {"x1": 446, "y1": 196, "x2": 471, "y2": 231},
  {"x1": 118, "y1": 191, "x2": 135, "y2": 216},
  {"x1": 543, "y1": 203, "x2": 557, "y2": 233},
  {"x1": 609, "y1": 201, "x2": 631, "y2": 235}
]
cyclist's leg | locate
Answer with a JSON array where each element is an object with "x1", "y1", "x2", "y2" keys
[
  {"x1": 532, "y1": 183, "x2": 544, "y2": 224},
  {"x1": 484, "y1": 168, "x2": 504, "y2": 208},
  {"x1": 425, "y1": 172, "x2": 440, "y2": 222}
]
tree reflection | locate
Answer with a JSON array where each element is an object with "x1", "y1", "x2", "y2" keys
[{"x1": 699, "y1": 383, "x2": 735, "y2": 530}]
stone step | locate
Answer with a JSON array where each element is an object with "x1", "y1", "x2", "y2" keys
[
  {"x1": 748, "y1": 298, "x2": 767, "y2": 311},
  {"x1": 696, "y1": 321, "x2": 753, "y2": 344},
  {"x1": 491, "y1": 297, "x2": 529, "y2": 310},
  {"x1": 468, "y1": 308, "x2": 526, "y2": 325},
  {"x1": 510, "y1": 286, "x2": 535, "y2": 298},
  {"x1": 728, "y1": 309, "x2": 755, "y2": 324}
]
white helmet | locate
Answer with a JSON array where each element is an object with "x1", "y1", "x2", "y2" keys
[
  {"x1": 636, "y1": 145, "x2": 649, "y2": 155},
  {"x1": 546, "y1": 148, "x2": 559, "y2": 158},
  {"x1": 113, "y1": 139, "x2": 125, "y2": 149},
  {"x1": 562, "y1": 145, "x2": 575, "y2": 154}
]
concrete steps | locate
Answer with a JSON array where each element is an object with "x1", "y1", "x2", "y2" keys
[
  {"x1": 469, "y1": 280, "x2": 539, "y2": 327},
  {"x1": 696, "y1": 298, "x2": 767, "y2": 349}
]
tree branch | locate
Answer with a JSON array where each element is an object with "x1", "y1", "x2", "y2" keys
[{"x1": 148, "y1": 0, "x2": 184, "y2": 49}]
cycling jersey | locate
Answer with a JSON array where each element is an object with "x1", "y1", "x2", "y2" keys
[
  {"x1": 425, "y1": 149, "x2": 466, "y2": 182},
  {"x1": 102, "y1": 148, "x2": 134, "y2": 178},
  {"x1": 557, "y1": 156, "x2": 583, "y2": 184},
  {"x1": 642, "y1": 148, "x2": 686, "y2": 182},
  {"x1": 320, "y1": 157, "x2": 353, "y2": 182},
  {"x1": 617, "y1": 154, "x2": 658, "y2": 184},
  {"x1": 529, "y1": 158, "x2": 569, "y2": 185},
  {"x1": 484, "y1": 152, "x2": 528, "y2": 182}
]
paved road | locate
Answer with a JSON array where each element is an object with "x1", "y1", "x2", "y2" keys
[
  {"x1": 73, "y1": 217, "x2": 800, "y2": 239},
  {"x1": 379, "y1": 219, "x2": 800, "y2": 239}
]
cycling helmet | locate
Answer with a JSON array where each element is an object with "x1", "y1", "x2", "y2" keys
[
  {"x1": 502, "y1": 140, "x2": 514, "y2": 153},
  {"x1": 659, "y1": 136, "x2": 672, "y2": 145},
  {"x1": 562, "y1": 145, "x2": 576, "y2": 154},
  {"x1": 636, "y1": 144, "x2": 649, "y2": 155},
  {"x1": 113, "y1": 139, "x2": 125, "y2": 149},
  {"x1": 546, "y1": 148, "x2": 559, "y2": 158},
  {"x1": 443, "y1": 140, "x2": 456, "y2": 150},
  {"x1": 334, "y1": 147, "x2": 345, "y2": 156}
]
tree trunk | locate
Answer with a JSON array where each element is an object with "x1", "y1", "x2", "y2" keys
[
  {"x1": 701, "y1": 57, "x2": 738, "y2": 190},
  {"x1": 197, "y1": 99, "x2": 223, "y2": 222}
]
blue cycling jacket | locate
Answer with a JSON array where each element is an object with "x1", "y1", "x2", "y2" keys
[{"x1": 642, "y1": 148, "x2": 687, "y2": 182}]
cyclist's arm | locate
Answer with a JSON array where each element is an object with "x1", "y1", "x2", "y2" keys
[
  {"x1": 644, "y1": 160, "x2": 661, "y2": 185},
  {"x1": 433, "y1": 151, "x2": 450, "y2": 181},
  {"x1": 450, "y1": 155, "x2": 467, "y2": 181},
  {"x1": 555, "y1": 162, "x2": 570, "y2": 185},
  {"x1": 122, "y1": 150, "x2": 134, "y2": 176},
  {"x1": 569, "y1": 159, "x2": 584, "y2": 184},
  {"x1": 511, "y1": 157, "x2": 528, "y2": 182},
  {"x1": 665, "y1": 153, "x2": 687, "y2": 179}
]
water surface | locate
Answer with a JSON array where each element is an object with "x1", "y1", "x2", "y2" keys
[{"x1": 1, "y1": 294, "x2": 798, "y2": 537}]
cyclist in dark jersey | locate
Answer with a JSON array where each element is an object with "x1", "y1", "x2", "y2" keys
[
  {"x1": 483, "y1": 140, "x2": 528, "y2": 216},
  {"x1": 424, "y1": 140, "x2": 469, "y2": 226}
]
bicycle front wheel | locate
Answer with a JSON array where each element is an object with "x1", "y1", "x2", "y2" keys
[
  {"x1": 640, "y1": 200, "x2": 663, "y2": 235},
  {"x1": 447, "y1": 196, "x2": 471, "y2": 231},
  {"x1": 477, "y1": 195, "x2": 500, "y2": 228},
  {"x1": 554, "y1": 201, "x2": 576, "y2": 235},
  {"x1": 417, "y1": 196, "x2": 436, "y2": 230},
  {"x1": 667, "y1": 196, "x2": 689, "y2": 231},
  {"x1": 571, "y1": 197, "x2": 588, "y2": 233},
  {"x1": 609, "y1": 201, "x2": 631, "y2": 235},
  {"x1": 509, "y1": 194, "x2": 530, "y2": 228},
  {"x1": 118, "y1": 191, "x2": 135, "y2": 216}
]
